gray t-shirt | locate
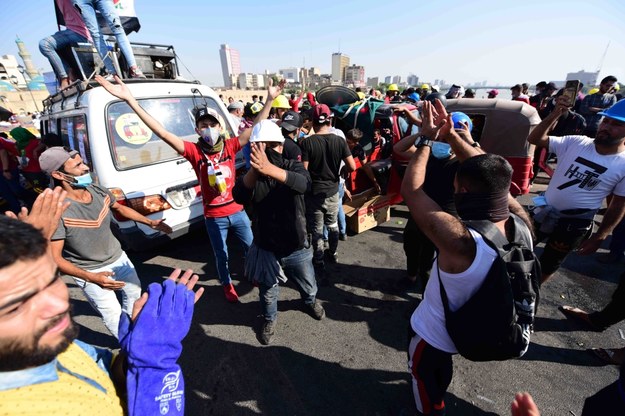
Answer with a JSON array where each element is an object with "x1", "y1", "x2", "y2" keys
[{"x1": 51, "y1": 184, "x2": 123, "y2": 270}]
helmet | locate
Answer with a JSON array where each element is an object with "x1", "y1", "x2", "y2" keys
[
  {"x1": 421, "y1": 83, "x2": 430, "y2": 90},
  {"x1": 598, "y1": 100, "x2": 625, "y2": 123},
  {"x1": 250, "y1": 120, "x2": 285, "y2": 143},
  {"x1": 244, "y1": 102, "x2": 263, "y2": 118},
  {"x1": 587, "y1": 88, "x2": 600, "y2": 95},
  {"x1": 407, "y1": 92, "x2": 420, "y2": 103},
  {"x1": 424, "y1": 92, "x2": 447, "y2": 107},
  {"x1": 271, "y1": 95, "x2": 290, "y2": 109},
  {"x1": 451, "y1": 112, "x2": 473, "y2": 132},
  {"x1": 387, "y1": 84, "x2": 399, "y2": 92}
]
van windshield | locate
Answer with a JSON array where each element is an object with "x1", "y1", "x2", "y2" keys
[{"x1": 106, "y1": 97, "x2": 233, "y2": 169}]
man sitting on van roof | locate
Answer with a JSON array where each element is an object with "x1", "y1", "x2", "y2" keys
[
  {"x1": 39, "y1": 147, "x2": 173, "y2": 339},
  {"x1": 96, "y1": 75, "x2": 285, "y2": 303}
]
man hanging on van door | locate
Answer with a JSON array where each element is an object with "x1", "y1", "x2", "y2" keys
[
  {"x1": 39, "y1": 147, "x2": 173, "y2": 339},
  {"x1": 96, "y1": 75, "x2": 285, "y2": 302}
]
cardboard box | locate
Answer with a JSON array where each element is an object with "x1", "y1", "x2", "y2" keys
[{"x1": 343, "y1": 189, "x2": 391, "y2": 234}]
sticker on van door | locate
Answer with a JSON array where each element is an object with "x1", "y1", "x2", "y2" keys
[{"x1": 115, "y1": 113, "x2": 152, "y2": 145}]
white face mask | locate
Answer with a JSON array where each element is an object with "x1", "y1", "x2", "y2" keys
[{"x1": 201, "y1": 127, "x2": 221, "y2": 147}]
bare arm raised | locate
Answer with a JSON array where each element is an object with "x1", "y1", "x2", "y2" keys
[{"x1": 96, "y1": 75, "x2": 186, "y2": 154}]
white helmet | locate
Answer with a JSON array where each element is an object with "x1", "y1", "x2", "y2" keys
[{"x1": 250, "y1": 120, "x2": 285, "y2": 143}]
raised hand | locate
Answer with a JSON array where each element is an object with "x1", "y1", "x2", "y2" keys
[
  {"x1": 5, "y1": 187, "x2": 70, "y2": 240},
  {"x1": 267, "y1": 78, "x2": 286, "y2": 102},
  {"x1": 95, "y1": 74, "x2": 134, "y2": 102}
]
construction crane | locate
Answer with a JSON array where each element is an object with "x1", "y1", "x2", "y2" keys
[{"x1": 596, "y1": 41, "x2": 610, "y2": 73}]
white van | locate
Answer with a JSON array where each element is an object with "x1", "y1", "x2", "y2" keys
[{"x1": 40, "y1": 78, "x2": 240, "y2": 250}]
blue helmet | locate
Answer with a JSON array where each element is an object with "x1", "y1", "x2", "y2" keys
[
  {"x1": 451, "y1": 112, "x2": 473, "y2": 132},
  {"x1": 598, "y1": 99, "x2": 625, "y2": 123},
  {"x1": 406, "y1": 92, "x2": 420, "y2": 103}
]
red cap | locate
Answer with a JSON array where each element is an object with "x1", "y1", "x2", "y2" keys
[{"x1": 313, "y1": 104, "x2": 334, "y2": 123}]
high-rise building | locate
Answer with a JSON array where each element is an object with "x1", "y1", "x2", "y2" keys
[
  {"x1": 219, "y1": 44, "x2": 241, "y2": 88},
  {"x1": 331, "y1": 53, "x2": 350, "y2": 82},
  {"x1": 566, "y1": 70, "x2": 599, "y2": 87},
  {"x1": 15, "y1": 36, "x2": 39, "y2": 79},
  {"x1": 344, "y1": 65, "x2": 365, "y2": 87},
  {"x1": 392, "y1": 75, "x2": 401, "y2": 85},
  {"x1": 367, "y1": 77, "x2": 379, "y2": 87},
  {"x1": 238, "y1": 73, "x2": 265, "y2": 90},
  {"x1": 384, "y1": 76, "x2": 391, "y2": 84},
  {"x1": 407, "y1": 74, "x2": 419, "y2": 86},
  {"x1": 279, "y1": 67, "x2": 299, "y2": 83}
]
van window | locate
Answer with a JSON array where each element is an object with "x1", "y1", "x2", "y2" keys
[
  {"x1": 60, "y1": 115, "x2": 93, "y2": 170},
  {"x1": 105, "y1": 97, "x2": 233, "y2": 170}
]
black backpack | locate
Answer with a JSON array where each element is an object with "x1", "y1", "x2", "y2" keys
[{"x1": 437, "y1": 214, "x2": 541, "y2": 362}]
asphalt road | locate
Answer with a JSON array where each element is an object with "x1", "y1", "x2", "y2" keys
[{"x1": 69, "y1": 177, "x2": 623, "y2": 416}]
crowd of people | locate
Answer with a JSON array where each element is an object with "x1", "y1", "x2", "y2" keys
[{"x1": 3, "y1": 26, "x2": 625, "y2": 410}]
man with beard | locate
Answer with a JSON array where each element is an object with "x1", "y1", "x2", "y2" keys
[
  {"x1": 41, "y1": 146, "x2": 172, "y2": 339},
  {"x1": 0, "y1": 188, "x2": 203, "y2": 415},
  {"x1": 528, "y1": 98, "x2": 625, "y2": 285},
  {"x1": 233, "y1": 121, "x2": 324, "y2": 345},
  {"x1": 402, "y1": 103, "x2": 533, "y2": 415},
  {"x1": 96, "y1": 75, "x2": 284, "y2": 302}
]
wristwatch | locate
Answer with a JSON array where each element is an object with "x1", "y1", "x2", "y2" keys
[{"x1": 415, "y1": 135, "x2": 433, "y2": 149}]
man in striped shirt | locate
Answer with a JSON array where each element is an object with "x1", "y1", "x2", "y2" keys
[{"x1": 39, "y1": 147, "x2": 172, "y2": 339}]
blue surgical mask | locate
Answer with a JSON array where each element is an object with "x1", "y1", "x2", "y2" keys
[
  {"x1": 431, "y1": 142, "x2": 452, "y2": 159},
  {"x1": 69, "y1": 172, "x2": 93, "y2": 188},
  {"x1": 201, "y1": 127, "x2": 222, "y2": 147}
]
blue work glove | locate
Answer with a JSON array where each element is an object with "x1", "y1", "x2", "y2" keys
[{"x1": 118, "y1": 279, "x2": 195, "y2": 416}]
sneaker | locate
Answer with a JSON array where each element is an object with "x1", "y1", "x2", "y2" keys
[
  {"x1": 307, "y1": 301, "x2": 325, "y2": 320},
  {"x1": 339, "y1": 233, "x2": 347, "y2": 241},
  {"x1": 129, "y1": 66, "x2": 147, "y2": 79},
  {"x1": 104, "y1": 74, "x2": 116, "y2": 82},
  {"x1": 223, "y1": 283, "x2": 239, "y2": 303},
  {"x1": 259, "y1": 319, "x2": 276, "y2": 345}
]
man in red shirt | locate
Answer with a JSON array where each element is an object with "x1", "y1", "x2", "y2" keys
[{"x1": 96, "y1": 75, "x2": 284, "y2": 302}]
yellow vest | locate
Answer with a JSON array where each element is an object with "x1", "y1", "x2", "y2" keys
[{"x1": 0, "y1": 343, "x2": 124, "y2": 415}]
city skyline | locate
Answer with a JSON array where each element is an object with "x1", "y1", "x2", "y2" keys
[{"x1": 1, "y1": 0, "x2": 623, "y2": 88}]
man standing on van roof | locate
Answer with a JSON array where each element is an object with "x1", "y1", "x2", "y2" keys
[
  {"x1": 96, "y1": 75, "x2": 284, "y2": 302},
  {"x1": 39, "y1": 147, "x2": 172, "y2": 338},
  {"x1": 528, "y1": 97, "x2": 625, "y2": 285}
]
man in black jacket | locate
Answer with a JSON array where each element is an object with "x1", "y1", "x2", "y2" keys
[{"x1": 233, "y1": 120, "x2": 325, "y2": 345}]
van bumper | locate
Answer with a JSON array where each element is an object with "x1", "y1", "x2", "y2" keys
[{"x1": 112, "y1": 216, "x2": 205, "y2": 252}]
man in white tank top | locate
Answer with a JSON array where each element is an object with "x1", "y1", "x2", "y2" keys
[{"x1": 401, "y1": 100, "x2": 533, "y2": 415}]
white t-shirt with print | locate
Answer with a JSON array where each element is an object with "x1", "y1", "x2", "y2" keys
[{"x1": 545, "y1": 135, "x2": 625, "y2": 211}]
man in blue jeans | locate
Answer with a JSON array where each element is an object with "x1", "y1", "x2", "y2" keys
[
  {"x1": 72, "y1": 0, "x2": 145, "y2": 78},
  {"x1": 97, "y1": 75, "x2": 285, "y2": 302},
  {"x1": 39, "y1": 0, "x2": 92, "y2": 89},
  {"x1": 233, "y1": 120, "x2": 325, "y2": 345}
]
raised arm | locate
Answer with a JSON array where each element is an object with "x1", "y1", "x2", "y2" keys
[
  {"x1": 96, "y1": 75, "x2": 186, "y2": 154},
  {"x1": 527, "y1": 96, "x2": 569, "y2": 149},
  {"x1": 238, "y1": 79, "x2": 286, "y2": 147},
  {"x1": 400, "y1": 139, "x2": 475, "y2": 273}
]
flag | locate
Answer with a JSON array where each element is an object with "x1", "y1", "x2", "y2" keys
[{"x1": 55, "y1": 0, "x2": 141, "y2": 35}]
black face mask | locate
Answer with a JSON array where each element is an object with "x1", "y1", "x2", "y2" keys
[
  {"x1": 264, "y1": 146, "x2": 283, "y2": 166},
  {"x1": 454, "y1": 191, "x2": 509, "y2": 222}
]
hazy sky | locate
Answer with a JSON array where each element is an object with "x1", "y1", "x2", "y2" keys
[{"x1": 1, "y1": 0, "x2": 623, "y2": 87}]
